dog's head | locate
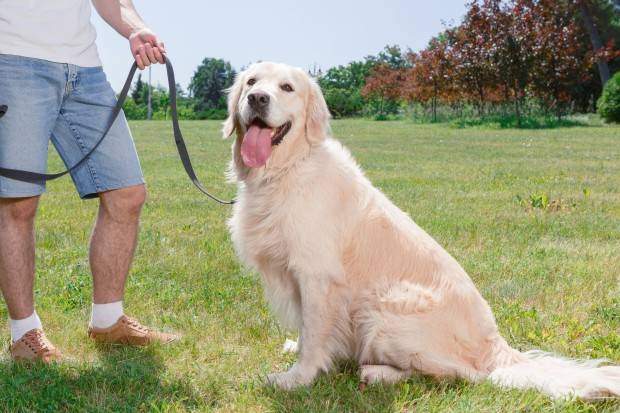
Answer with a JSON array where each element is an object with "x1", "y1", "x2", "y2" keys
[{"x1": 223, "y1": 62, "x2": 330, "y2": 180}]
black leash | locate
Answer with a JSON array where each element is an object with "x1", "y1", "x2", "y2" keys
[{"x1": 0, "y1": 58, "x2": 234, "y2": 205}]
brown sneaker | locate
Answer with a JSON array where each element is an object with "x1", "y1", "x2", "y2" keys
[
  {"x1": 87, "y1": 315, "x2": 179, "y2": 346},
  {"x1": 9, "y1": 329, "x2": 62, "y2": 363}
]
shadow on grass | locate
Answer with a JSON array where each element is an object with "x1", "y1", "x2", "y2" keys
[
  {"x1": 0, "y1": 345, "x2": 204, "y2": 412},
  {"x1": 259, "y1": 361, "x2": 464, "y2": 413},
  {"x1": 260, "y1": 362, "x2": 620, "y2": 412}
]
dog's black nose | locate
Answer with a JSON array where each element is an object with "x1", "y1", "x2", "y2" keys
[{"x1": 248, "y1": 93, "x2": 270, "y2": 110}]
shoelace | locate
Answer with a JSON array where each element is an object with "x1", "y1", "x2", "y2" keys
[
  {"x1": 23, "y1": 330, "x2": 54, "y2": 355},
  {"x1": 123, "y1": 317, "x2": 150, "y2": 335}
]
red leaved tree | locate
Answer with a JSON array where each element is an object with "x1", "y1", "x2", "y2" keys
[
  {"x1": 487, "y1": 0, "x2": 537, "y2": 125},
  {"x1": 357, "y1": 0, "x2": 619, "y2": 123},
  {"x1": 403, "y1": 37, "x2": 457, "y2": 121},
  {"x1": 529, "y1": 0, "x2": 594, "y2": 120},
  {"x1": 447, "y1": 1, "x2": 501, "y2": 117},
  {"x1": 362, "y1": 63, "x2": 407, "y2": 116}
]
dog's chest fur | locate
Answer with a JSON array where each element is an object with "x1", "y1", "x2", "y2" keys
[
  {"x1": 228, "y1": 169, "x2": 314, "y2": 330},
  {"x1": 229, "y1": 142, "x2": 358, "y2": 276},
  {"x1": 229, "y1": 172, "x2": 304, "y2": 272}
]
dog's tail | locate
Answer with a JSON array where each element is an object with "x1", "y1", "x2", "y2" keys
[{"x1": 488, "y1": 340, "x2": 620, "y2": 400}]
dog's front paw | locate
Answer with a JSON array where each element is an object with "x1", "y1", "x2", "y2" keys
[
  {"x1": 266, "y1": 367, "x2": 313, "y2": 390},
  {"x1": 282, "y1": 339, "x2": 298, "y2": 354}
]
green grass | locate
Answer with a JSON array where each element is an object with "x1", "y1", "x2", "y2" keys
[{"x1": 0, "y1": 119, "x2": 619, "y2": 412}]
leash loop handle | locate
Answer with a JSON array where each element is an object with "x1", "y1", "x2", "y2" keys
[{"x1": 0, "y1": 59, "x2": 234, "y2": 205}]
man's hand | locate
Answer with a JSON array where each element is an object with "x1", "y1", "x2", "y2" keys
[
  {"x1": 91, "y1": 0, "x2": 166, "y2": 69},
  {"x1": 129, "y1": 28, "x2": 166, "y2": 70}
]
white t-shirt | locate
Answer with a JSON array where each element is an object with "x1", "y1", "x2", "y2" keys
[{"x1": 0, "y1": 0, "x2": 101, "y2": 67}]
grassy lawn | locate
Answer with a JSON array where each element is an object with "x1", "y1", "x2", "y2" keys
[{"x1": 0, "y1": 119, "x2": 618, "y2": 412}]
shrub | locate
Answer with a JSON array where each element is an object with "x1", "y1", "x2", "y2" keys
[
  {"x1": 195, "y1": 108, "x2": 228, "y2": 120},
  {"x1": 322, "y1": 87, "x2": 364, "y2": 118},
  {"x1": 151, "y1": 110, "x2": 169, "y2": 120},
  {"x1": 122, "y1": 98, "x2": 147, "y2": 120},
  {"x1": 177, "y1": 106, "x2": 199, "y2": 120},
  {"x1": 597, "y1": 72, "x2": 620, "y2": 123}
]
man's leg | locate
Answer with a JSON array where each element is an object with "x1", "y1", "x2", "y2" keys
[
  {"x1": 0, "y1": 197, "x2": 61, "y2": 362},
  {"x1": 86, "y1": 184, "x2": 177, "y2": 344},
  {"x1": 0, "y1": 196, "x2": 64, "y2": 362},
  {"x1": 51, "y1": 64, "x2": 177, "y2": 345},
  {"x1": 0, "y1": 197, "x2": 48, "y2": 345},
  {"x1": 86, "y1": 183, "x2": 177, "y2": 344},
  {"x1": 0, "y1": 54, "x2": 66, "y2": 361},
  {"x1": 90, "y1": 185, "x2": 146, "y2": 305},
  {"x1": 0, "y1": 197, "x2": 39, "y2": 322},
  {"x1": 88, "y1": 185, "x2": 146, "y2": 327}
]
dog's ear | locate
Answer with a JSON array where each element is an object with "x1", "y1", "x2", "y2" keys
[
  {"x1": 222, "y1": 71, "x2": 245, "y2": 138},
  {"x1": 305, "y1": 78, "x2": 331, "y2": 145}
]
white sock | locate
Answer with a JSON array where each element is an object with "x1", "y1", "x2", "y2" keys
[
  {"x1": 90, "y1": 301, "x2": 124, "y2": 329},
  {"x1": 10, "y1": 311, "x2": 43, "y2": 343}
]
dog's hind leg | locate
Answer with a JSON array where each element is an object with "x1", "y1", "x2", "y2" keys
[
  {"x1": 360, "y1": 364, "x2": 412, "y2": 385},
  {"x1": 354, "y1": 281, "x2": 495, "y2": 382}
]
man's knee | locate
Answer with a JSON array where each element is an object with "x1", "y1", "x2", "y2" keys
[
  {"x1": 100, "y1": 185, "x2": 147, "y2": 222},
  {"x1": 0, "y1": 197, "x2": 39, "y2": 224}
]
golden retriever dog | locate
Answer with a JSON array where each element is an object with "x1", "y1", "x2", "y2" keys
[{"x1": 223, "y1": 61, "x2": 620, "y2": 399}]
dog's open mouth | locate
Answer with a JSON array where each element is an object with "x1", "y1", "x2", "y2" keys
[
  {"x1": 248, "y1": 118, "x2": 292, "y2": 146},
  {"x1": 240, "y1": 118, "x2": 292, "y2": 168}
]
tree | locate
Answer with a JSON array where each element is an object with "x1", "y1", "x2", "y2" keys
[
  {"x1": 528, "y1": 0, "x2": 594, "y2": 120},
  {"x1": 447, "y1": 1, "x2": 500, "y2": 116},
  {"x1": 150, "y1": 86, "x2": 170, "y2": 119},
  {"x1": 403, "y1": 37, "x2": 457, "y2": 122},
  {"x1": 579, "y1": 0, "x2": 611, "y2": 84},
  {"x1": 318, "y1": 60, "x2": 374, "y2": 117},
  {"x1": 487, "y1": 0, "x2": 537, "y2": 126},
  {"x1": 122, "y1": 97, "x2": 147, "y2": 120},
  {"x1": 319, "y1": 61, "x2": 374, "y2": 91},
  {"x1": 131, "y1": 74, "x2": 147, "y2": 105},
  {"x1": 366, "y1": 45, "x2": 410, "y2": 69},
  {"x1": 367, "y1": 0, "x2": 619, "y2": 123},
  {"x1": 189, "y1": 58, "x2": 236, "y2": 113},
  {"x1": 362, "y1": 63, "x2": 406, "y2": 116}
]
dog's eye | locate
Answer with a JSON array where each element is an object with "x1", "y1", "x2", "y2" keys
[
  {"x1": 280, "y1": 83, "x2": 294, "y2": 93},
  {"x1": 247, "y1": 78, "x2": 256, "y2": 86}
]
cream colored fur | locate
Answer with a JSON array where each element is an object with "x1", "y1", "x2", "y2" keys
[{"x1": 224, "y1": 62, "x2": 620, "y2": 399}]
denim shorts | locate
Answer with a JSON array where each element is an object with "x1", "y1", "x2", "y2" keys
[{"x1": 0, "y1": 54, "x2": 144, "y2": 199}]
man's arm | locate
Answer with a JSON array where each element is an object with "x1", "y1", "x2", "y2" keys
[{"x1": 91, "y1": 0, "x2": 165, "y2": 69}]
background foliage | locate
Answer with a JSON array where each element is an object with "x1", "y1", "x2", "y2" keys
[
  {"x1": 362, "y1": 0, "x2": 620, "y2": 124},
  {"x1": 123, "y1": 0, "x2": 620, "y2": 126}
]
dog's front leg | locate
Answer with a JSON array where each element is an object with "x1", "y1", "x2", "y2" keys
[{"x1": 267, "y1": 272, "x2": 346, "y2": 390}]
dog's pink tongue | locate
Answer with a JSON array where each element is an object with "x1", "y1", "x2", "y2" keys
[{"x1": 241, "y1": 125, "x2": 273, "y2": 168}]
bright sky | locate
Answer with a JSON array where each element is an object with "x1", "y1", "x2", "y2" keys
[{"x1": 93, "y1": 0, "x2": 468, "y2": 92}]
